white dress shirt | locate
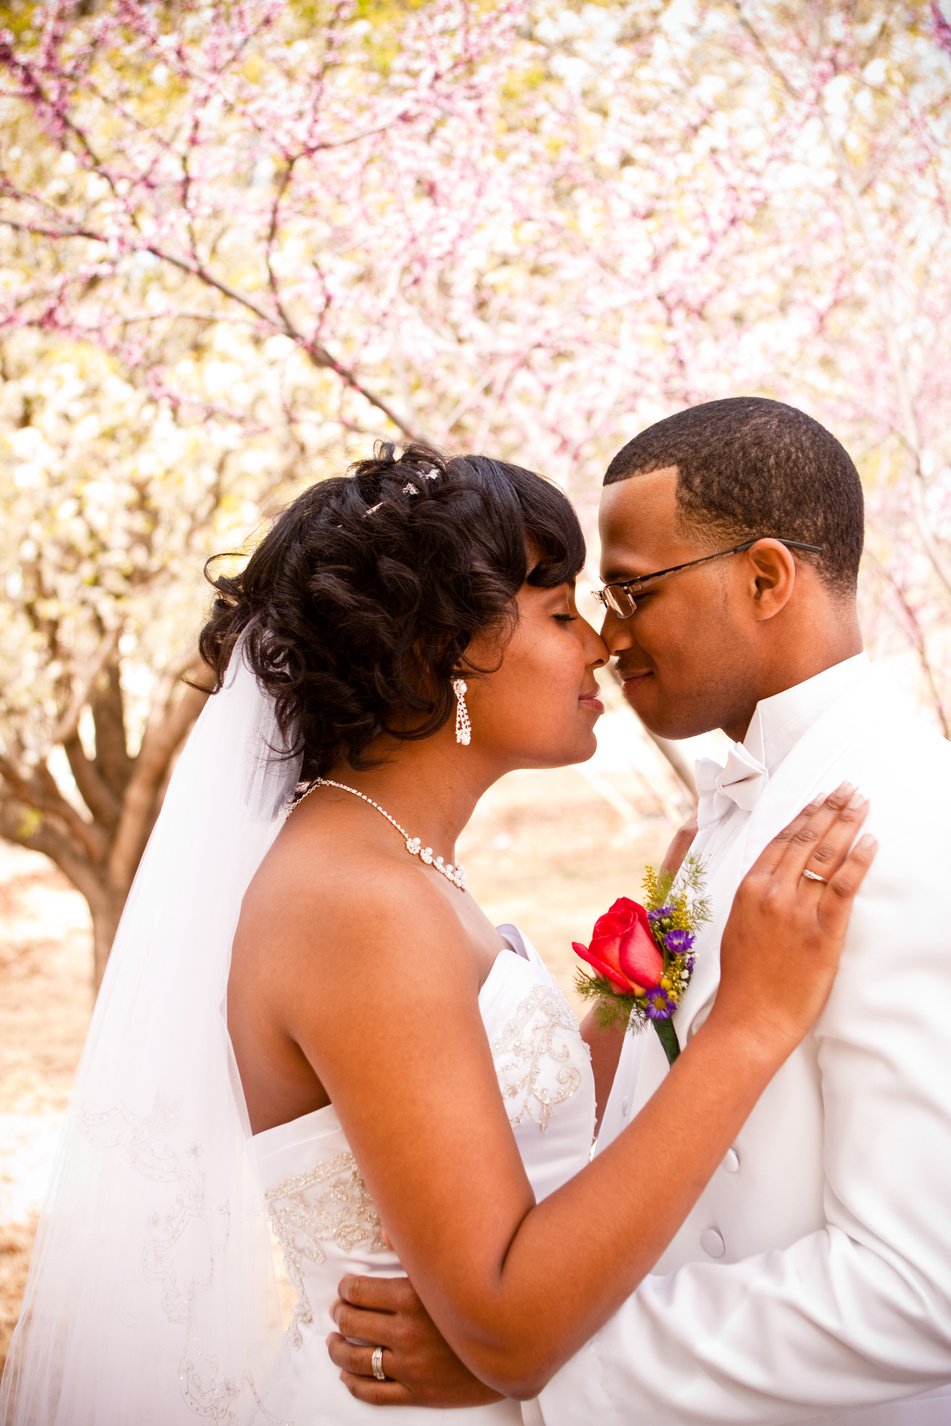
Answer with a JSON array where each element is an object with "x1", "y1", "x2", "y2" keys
[{"x1": 598, "y1": 654, "x2": 869, "y2": 1155}]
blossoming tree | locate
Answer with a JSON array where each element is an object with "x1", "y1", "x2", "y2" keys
[{"x1": 1, "y1": 0, "x2": 948, "y2": 980}]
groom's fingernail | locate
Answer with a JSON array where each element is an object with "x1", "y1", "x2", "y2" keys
[
  {"x1": 833, "y1": 781, "x2": 854, "y2": 799},
  {"x1": 848, "y1": 789, "x2": 867, "y2": 809}
]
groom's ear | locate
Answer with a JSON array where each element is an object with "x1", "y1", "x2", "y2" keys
[{"x1": 742, "y1": 540, "x2": 798, "y2": 622}]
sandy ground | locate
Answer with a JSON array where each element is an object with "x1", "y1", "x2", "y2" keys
[
  {"x1": 0, "y1": 845, "x2": 93, "y2": 1375},
  {"x1": 0, "y1": 757, "x2": 679, "y2": 1376}
]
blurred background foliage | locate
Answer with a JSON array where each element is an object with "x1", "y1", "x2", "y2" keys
[{"x1": 0, "y1": 0, "x2": 948, "y2": 982}]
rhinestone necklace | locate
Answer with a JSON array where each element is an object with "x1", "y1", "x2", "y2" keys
[{"x1": 301, "y1": 777, "x2": 468, "y2": 893}]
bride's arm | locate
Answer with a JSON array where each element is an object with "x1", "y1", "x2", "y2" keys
[{"x1": 265, "y1": 789, "x2": 872, "y2": 1399}]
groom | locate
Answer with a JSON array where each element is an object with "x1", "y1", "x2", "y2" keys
[{"x1": 328, "y1": 398, "x2": 951, "y2": 1423}]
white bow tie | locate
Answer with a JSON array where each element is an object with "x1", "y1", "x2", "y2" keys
[{"x1": 695, "y1": 742, "x2": 769, "y2": 829}]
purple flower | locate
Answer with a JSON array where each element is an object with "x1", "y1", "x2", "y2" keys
[
  {"x1": 685, "y1": 954, "x2": 696, "y2": 973},
  {"x1": 664, "y1": 928, "x2": 695, "y2": 954},
  {"x1": 648, "y1": 906, "x2": 675, "y2": 923},
  {"x1": 644, "y1": 987, "x2": 677, "y2": 1020}
]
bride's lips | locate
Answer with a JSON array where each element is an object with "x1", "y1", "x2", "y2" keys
[{"x1": 579, "y1": 691, "x2": 605, "y2": 715}]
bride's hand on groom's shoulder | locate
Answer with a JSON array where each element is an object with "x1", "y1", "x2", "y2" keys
[
  {"x1": 327, "y1": 1274, "x2": 499, "y2": 1408},
  {"x1": 712, "y1": 783, "x2": 876, "y2": 1060}
]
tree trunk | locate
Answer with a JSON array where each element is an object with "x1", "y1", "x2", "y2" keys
[
  {"x1": 89, "y1": 884, "x2": 128, "y2": 992},
  {"x1": 0, "y1": 655, "x2": 208, "y2": 988}
]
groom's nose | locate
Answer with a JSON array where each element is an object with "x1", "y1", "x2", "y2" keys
[{"x1": 599, "y1": 607, "x2": 636, "y2": 656}]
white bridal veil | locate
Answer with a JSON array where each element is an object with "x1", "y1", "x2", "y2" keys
[{"x1": 1, "y1": 636, "x2": 301, "y2": 1425}]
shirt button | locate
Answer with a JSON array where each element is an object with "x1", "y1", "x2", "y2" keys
[
  {"x1": 723, "y1": 1148, "x2": 740, "y2": 1173},
  {"x1": 701, "y1": 1228, "x2": 726, "y2": 1258}
]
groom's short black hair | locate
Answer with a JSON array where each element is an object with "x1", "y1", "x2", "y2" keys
[{"x1": 604, "y1": 397, "x2": 864, "y2": 596}]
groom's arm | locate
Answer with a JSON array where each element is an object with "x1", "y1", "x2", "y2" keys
[{"x1": 328, "y1": 1275, "x2": 501, "y2": 1407}]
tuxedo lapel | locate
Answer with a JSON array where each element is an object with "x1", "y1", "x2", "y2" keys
[
  {"x1": 745, "y1": 663, "x2": 881, "y2": 845},
  {"x1": 674, "y1": 666, "x2": 884, "y2": 1036},
  {"x1": 668, "y1": 872, "x2": 734, "y2": 1039}
]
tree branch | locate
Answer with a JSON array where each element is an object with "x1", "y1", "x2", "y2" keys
[
  {"x1": 48, "y1": 626, "x2": 122, "y2": 747},
  {"x1": 89, "y1": 659, "x2": 134, "y2": 797},
  {"x1": 107, "y1": 673, "x2": 209, "y2": 891},
  {"x1": 866, "y1": 553, "x2": 950, "y2": 737},
  {"x1": 0, "y1": 213, "x2": 425, "y2": 442},
  {"x1": 63, "y1": 734, "x2": 121, "y2": 828},
  {"x1": 0, "y1": 754, "x2": 106, "y2": 863},
  {"x1": 0, "y1": 794, "x2": 103, "y2": 904}
]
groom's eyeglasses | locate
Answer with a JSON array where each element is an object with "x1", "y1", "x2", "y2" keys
[{"x1": 593, "y1": 538, "x2": 824, "y2": 620}]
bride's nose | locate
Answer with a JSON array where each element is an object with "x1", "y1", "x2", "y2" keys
[{"x1": 583, "y1": 620, "x2": 609, "y2": 668}]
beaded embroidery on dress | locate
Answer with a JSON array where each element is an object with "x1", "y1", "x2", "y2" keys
[
  {"x1": 491, "y1": 982, "x2": 585, "y2": 1132},
  {"x1": 250, "y1": 927, "x2": 595, "y2": 1424},
  {"x1": 265, "y1": 1151, "x2": 386, "y2": 1349}
]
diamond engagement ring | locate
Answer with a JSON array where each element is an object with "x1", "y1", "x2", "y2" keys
[
  {"x1": 371, "y1": 1345, "x2": 386, "y2": 1381},
  {"x1": 801, "y1": 868, "x2": 828, "y2": 883}
]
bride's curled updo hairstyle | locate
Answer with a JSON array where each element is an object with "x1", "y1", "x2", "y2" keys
[{"x1": 199, "y1": 443, "x2": 585, "y2": 781}]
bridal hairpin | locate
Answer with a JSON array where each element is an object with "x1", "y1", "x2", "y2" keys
[
  {"x1": 401, "y1": 469, "x2": 440, "y2": 495},
  {"x1": 364, "y1": 469, "x2": 440, "y2": 517}
]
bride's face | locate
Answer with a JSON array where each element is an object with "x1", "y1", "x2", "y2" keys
[{"x1": 462, "y1": 581, "x2": 608, "y2": 772}]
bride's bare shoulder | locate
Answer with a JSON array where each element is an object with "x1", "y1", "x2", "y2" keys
[{"x1": 235, "y1": 815, "x2": 471, "y2": 986}]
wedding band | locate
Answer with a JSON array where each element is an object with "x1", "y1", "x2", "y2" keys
[
  {"x1": 371, "y1": 1345, "x2": 386, "y2": 1381},
  {"x1": 801, "y1": 868, "x2": 828, "y2": 883}
]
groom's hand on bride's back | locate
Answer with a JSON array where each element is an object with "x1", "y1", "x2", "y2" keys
[{"x1": 328, "y1": 1273, "x2": 499, "y2": 1407}]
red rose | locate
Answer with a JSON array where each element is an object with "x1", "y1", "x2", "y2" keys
[{"x1": 572, "y1": 897, "x2": 664, "y2": 995}]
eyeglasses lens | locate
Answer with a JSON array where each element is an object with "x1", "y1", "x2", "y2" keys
[{"x1": 599, "y1": 586, "x2": 636, "y2": 619}]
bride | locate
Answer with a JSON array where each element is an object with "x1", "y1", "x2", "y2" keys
[{"x1": 2, "y1": 445, "x2": 874, "y2": 1425}]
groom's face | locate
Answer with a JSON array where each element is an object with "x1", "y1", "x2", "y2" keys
[{"x1": 598, "y1": 468, "x2": 763, "y2": 742}]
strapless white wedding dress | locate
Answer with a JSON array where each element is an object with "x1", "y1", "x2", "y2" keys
[{"x1": 251, "y1": 926, "x2": 596, "y2": 1424}]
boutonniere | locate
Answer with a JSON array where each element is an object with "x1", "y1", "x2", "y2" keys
[{"x1": 572, "y1": 856, "x2": 709, "y2": 1066}]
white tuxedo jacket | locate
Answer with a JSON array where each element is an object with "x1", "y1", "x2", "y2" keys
[{"x1": 532, "y1": 662, "x2": 951, "y2": 1425}]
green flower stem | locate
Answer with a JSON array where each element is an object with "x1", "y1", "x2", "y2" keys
[{"x1": 652, "y1": 1017, "x2": 681, "y2": 1067}]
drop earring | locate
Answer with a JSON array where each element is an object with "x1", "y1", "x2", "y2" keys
[{"x1": 451, "y1": 677, "x2": 471, "y2": 746}]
